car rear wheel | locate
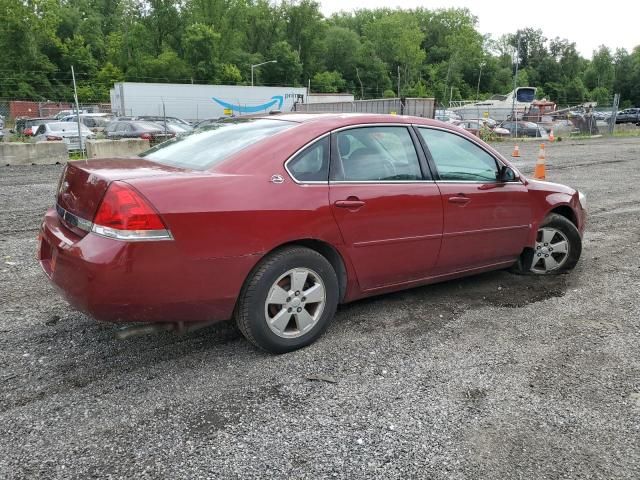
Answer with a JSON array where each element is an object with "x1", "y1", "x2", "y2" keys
[
  {"x1": 512, "y1": 213, "x2": 582, "y2": 275},
  {"x1": 235, "y1": 246, "x2": 339, "y2": 354}
]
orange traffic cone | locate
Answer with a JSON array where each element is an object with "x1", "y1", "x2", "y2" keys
[
  {"x1": 534, "y1": 143, "x2": 546, "y2": 179},
  {"x1": 511, "y1": 144, "x2": 521, "y2": 158},
  {"x1": 549, "y1": 129, "x2": 555, "y2": 142}
]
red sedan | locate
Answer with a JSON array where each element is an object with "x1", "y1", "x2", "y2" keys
[{"x1": 38, "y1": 114, "x2": 586, "y2": 353}]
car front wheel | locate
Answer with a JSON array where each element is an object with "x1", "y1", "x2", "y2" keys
[
  {"x1": 513, "y1": 213, "x2": 582, "y2": 275},
  {"x1": 235, "y1": 246, "x2": 339, "y2": 354}
]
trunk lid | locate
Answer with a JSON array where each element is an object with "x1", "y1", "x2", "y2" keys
[{"x1": 56, "y1": 158, "x2": 185, "y2": 225}]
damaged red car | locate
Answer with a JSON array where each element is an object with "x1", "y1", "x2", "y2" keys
[{"x1": 38, "y1": 114, "x2": 586, "y2": 353}]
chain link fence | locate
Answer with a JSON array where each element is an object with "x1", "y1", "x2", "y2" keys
[
  {"x1": 0, "y1": 100, "x2": 112, "y2": 125},
  {"x1": 438, "y1": 94, "x2": 637, "y2": 138}
]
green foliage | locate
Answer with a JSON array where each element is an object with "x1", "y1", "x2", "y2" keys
[
  {"x1": 311, "y1": 71, "x2": 346, "y2": 93},
  {"x1": 1, "y1": 0, "x2": 639, "y2": 109},
  {"x1": 220, "y1": 64, "x2": 243, "y2": 85},
  {"x1": 182, "y1": 23, "x2": 221, "y2": 82},
  {"x1": 260, "y1": 41, "x2": 303, "y2": 86}
]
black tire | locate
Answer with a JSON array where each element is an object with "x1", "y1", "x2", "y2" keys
[
  {"x1": 235, "y1": 246, "x2": 339, "y2": 354},
  {"x1": 511, "y1": 213, "x2": 582, "y2": 275}
]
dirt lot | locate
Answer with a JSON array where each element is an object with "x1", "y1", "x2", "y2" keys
[{"x1": 1, "y1": 137, "x2": 639, "y2": 479}]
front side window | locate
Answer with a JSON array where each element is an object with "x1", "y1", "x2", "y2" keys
[
  {"x1": 418, "y1": 128, "x2": 499, "y2": 182},
  {"x1": 332, "y1": 126, "x2": 423, "y2": 181},
  {"x1": 287, "y1": 136, "x2": 330, "y2": 182}
]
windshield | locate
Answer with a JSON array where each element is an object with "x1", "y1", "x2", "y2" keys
[{"x1": 140, "y1": 118, "x2": 296, "y2": 170}]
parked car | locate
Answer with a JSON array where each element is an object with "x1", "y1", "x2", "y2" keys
[
  {"x1": 38, "y1": 114, "x2": 586, "y2": 353},
  {"x1": 15, "y1": 117, "x2": 55, "y2": 136},
  {"x1": 455, "y1": 119, "x2": 510, "y2": 138},
  {"x1": 151, "y1": 120, "x2": 193, "y2": 135},
  {"x1": 0, "y1": 114, "x2": 4, "y2": 130},
  {"x1": 138, "y1": 116, "x2": 192, "y2": 127},
  {"x1": 54, "y1": 109, "x2": 88, "y2": 120},
  {"x1": 615, "y1": 108, "x2": 640, "y2": 124},
  {"x1": 33, "y1": 122, "x2": 95, "y2": 151},
  {"x1": 499, "y1": 121, "x2": 549, "y2": 138},
  {"x1": 435, "y1": 109, "x2": 462, "y2": 123},
  {"x1": 193, "y1": 118, "x2": 225, "y2": 130},
  {"x1": 104, "y1": 120, "x2": 174, "y2": 145},
  {"x1": 60, "y1": 113, "x2": 114, "y2": 133}
]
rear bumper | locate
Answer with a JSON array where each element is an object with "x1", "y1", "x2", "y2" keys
[{"x1": 38, "y1": 209, "x2": 259, "y2": 324}]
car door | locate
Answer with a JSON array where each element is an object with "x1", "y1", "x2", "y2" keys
[
  {"x1": 329, "y1": 125, "x2": 443, "y2": 291},
  {"x1": 105, "y1": 122, "x2": 119, "y2": 139},
  {"x1": 34, "y1": 124, "x2": 46, "y2": 141},
  {"x1": 416, "y1": 127, "x2": 531, "y2": 273}
]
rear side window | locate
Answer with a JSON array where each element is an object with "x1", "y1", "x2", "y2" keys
[
  {"x1": 141, "y1": 119, "x2": 295, "y2": 170},
  {"x1": 287, "y1": 136, "x2": 329, "y2": 182},
  {"x1": 331, "y1": 126, "x2": 423, "y2": 181}
]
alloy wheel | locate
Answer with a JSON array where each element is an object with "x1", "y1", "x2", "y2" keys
[
  {"x1": 531, "y1": 227, "x2": 570, "y2": 273},
  {"x1": 264, "y1": 268, "x2": 326, "y2": 338}
]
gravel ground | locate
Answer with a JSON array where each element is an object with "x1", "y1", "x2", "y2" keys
[{"x1": 1, "y1": 137, "x2": 639, "y2": 479}]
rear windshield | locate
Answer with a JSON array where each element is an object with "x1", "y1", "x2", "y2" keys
[
  {"x1": 140, "y1": 118, "x2": 296, "y2": 169},
  {"x1": 134, "y1": 121, "x2": 165, "y2": 131},
  {"x1": 49, "y1": 122, "x2": 90, "y2": 133}
]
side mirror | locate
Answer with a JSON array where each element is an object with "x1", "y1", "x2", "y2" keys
[{"x1": 499, "y1": 165, "x2": 519, "y2": 182}]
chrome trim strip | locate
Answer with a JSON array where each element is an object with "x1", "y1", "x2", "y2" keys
[
  {"x1": 55, "y1": 203, "x2": 173, "y2": 242},
  {"x1": 436, "y1": 180, "x2": 500, "y2": 184},
  {"x1": 443, "y1": 224, "x2": 530, "y2": 238},
  {"x1": 330, "y1": 180, "x2": 436, "y2": 184},
  {"x1": 56, "y1": 203, "x2": 92, "y2": 232},
  {"x1": 91, "y1": 225, "x2": 173, "y2": 242},
  {"x1": 353, "y1": 233, "x2": 443, "y2": 248},
  {"x1": 331, "y1": 122, "x2": 412, "y2": 133}
]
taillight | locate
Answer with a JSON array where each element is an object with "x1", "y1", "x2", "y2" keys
[
  {"x1": 91, "y1": 181, "x2": 172, "y2": 241},
  {"x1": 140, "y1": 132, "x2": 152, "y2": 140},
  {"x1": 46, "y1": 135, "x2": 63, "y2": 141}
]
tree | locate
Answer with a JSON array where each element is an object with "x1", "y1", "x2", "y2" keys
[
  {"x1": 220, "y1": 64, "x2": 243, "y2": 85},
  {"x1": 311, "y1": 71, "x2": 346, "y2": 93},
  {"x1": 182, "y1": 23, "x2": 221, "y2": 82},
  {"x1": 260, "y1": 41, "x2": 303, "y2": 86}
]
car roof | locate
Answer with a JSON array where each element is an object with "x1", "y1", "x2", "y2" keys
[{"x1": 238, "y1": 112, "x2": 443, "y2": 128}]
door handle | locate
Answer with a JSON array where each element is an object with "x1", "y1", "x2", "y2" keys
[
  {"x1": 448, "y1": 195, "x2": 471, "y2": 205},
  {"x1": 335, "y1": 199, "x2": 365, "y2": 209}
]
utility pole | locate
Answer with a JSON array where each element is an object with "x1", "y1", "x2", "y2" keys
[
  {"x1": 355, "y1": 67, "x2": 364, "y2": 99},
  {"x1": 512, "y1": 36, "x2": 521, "y2": 138},
  {"x1": 71, "y1": 66, "x2": 84, "y2": 158},
  {"x1": 397, "y1": 65, "x2": 401, "y2": 114}
]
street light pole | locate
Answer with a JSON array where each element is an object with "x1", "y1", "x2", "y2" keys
[
  {"x1": 476, "y1": 62, "x2": 486, "y2": 101},
  {"x1": 251, "y1": 60, "x2": 278, "y2": 86}
]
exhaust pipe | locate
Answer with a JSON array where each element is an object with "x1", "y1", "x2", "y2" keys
[{"x1": 116, "y1": 321, "x2": 216, "y2": 339}]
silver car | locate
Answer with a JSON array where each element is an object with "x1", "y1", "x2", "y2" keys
[{"x1": 33, "y1": 122, "x2": 94, "y2": 151}]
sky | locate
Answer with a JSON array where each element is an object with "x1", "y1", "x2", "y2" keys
[{"x1": 319, "y1": 0, "x2": 639, "y2": 58}]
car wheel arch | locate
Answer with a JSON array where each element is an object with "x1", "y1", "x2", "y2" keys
[
  {"x1": 243, "y1": 239, "x2": 350, "y2": 304},
  {"x1": 548, "y1": 204, "x2": 578, "y2": 228}
]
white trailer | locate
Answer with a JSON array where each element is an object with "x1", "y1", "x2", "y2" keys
[{"x1": 109, "y1": 83, "x2": 308, "y2": 121}]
